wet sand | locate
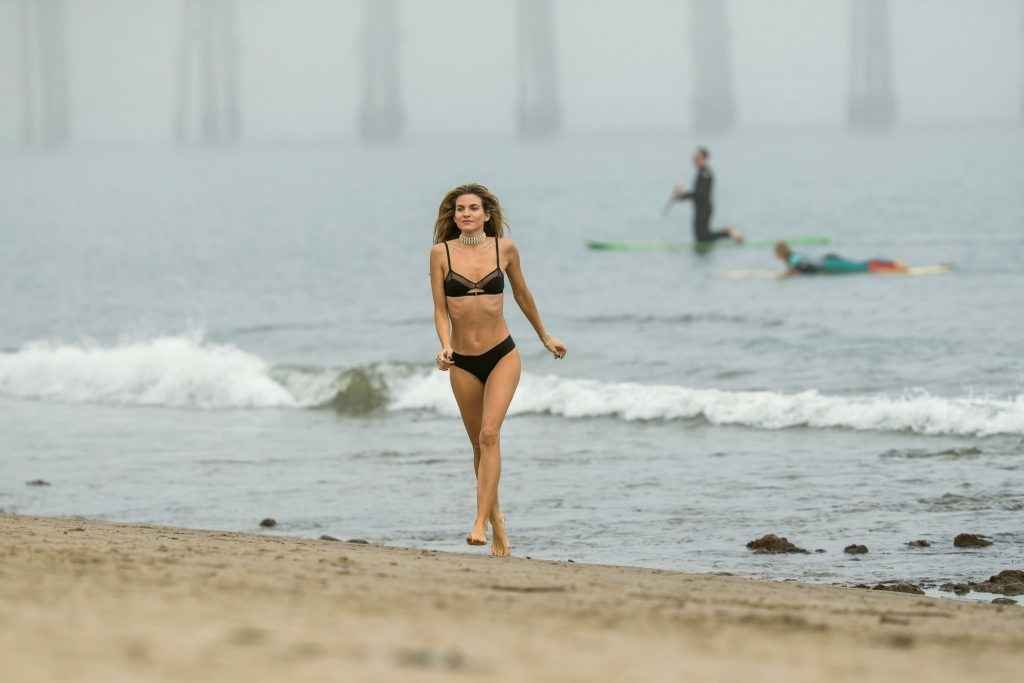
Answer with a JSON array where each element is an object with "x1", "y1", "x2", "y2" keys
[{"x1": 2, "y1": 514, "x2": 1022, "y2": 682}]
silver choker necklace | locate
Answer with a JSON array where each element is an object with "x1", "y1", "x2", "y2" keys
[{"x1": 459, "y1": 232, "x2": 487, "y2": 246}]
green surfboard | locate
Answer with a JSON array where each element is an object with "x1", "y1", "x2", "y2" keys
[{"x1": 585, "y1": 235, "x2": 831, "y2": 252}]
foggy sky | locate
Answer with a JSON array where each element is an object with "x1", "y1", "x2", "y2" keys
[{"x1": 0, "y1": 0, "x2": 1020, "y2": 142}]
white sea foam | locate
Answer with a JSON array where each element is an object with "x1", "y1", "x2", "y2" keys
[
  {"x1": 389, "y1": 371, "x2": 1024, "y2": 437},
  {"x1": 0, "y1": 335, "x2": 296, "y2": 409},
  {"x1": 3, "y1": 336, "x2": 1022, "y2": 436}
]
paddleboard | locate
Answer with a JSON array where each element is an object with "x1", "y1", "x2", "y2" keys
[
  {"x1": 889, "y1": 264, "x2": 954, "y2": 276},
  {"x1": 586, "y1": 235, "x2": 831, "y2": 252},
  {"x1": 721, "y1": 263, "x2": 955, "y2": 280}
]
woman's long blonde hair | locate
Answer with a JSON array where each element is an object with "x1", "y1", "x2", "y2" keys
[{"x1": 433, "y1": 183, "x2": 508, "y2": 244}]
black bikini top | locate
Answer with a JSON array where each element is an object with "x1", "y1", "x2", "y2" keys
[{"x1": 443, "y1": 237, "x2": 505, "y2": 298}]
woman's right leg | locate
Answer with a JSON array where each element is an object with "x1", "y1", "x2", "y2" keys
[{"x1": 450, "y1": 366, "x2": 494, "y2": 545}]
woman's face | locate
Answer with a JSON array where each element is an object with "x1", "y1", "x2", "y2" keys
[{"x1": 454, "y1": 193, "x2": 489, "y2": 233}]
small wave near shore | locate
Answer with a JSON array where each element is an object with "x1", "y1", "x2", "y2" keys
[{"x1": 2, "y1": 335, "x2": 1022, "y2": 437}]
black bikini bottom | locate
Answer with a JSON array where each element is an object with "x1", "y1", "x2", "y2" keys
[{"x1": 452, "y1": 336, "x2": 516, "y2": 384}]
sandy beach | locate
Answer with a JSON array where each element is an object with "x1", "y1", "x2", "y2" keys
[{"x1": 1, "y1": 515, "x2": 1021, "y2": 682}]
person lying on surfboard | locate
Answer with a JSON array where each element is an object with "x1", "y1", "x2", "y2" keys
[
  {"x1": 774, "y1": 241, "x2": 907, "y2": 277},
  {"x1": 666, "y1": 147, "x2": 744, "y2": 245}
]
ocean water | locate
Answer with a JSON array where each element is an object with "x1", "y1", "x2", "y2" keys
[{"x1": 2, "y1": 128, "x2": 1023, "y2": 594}]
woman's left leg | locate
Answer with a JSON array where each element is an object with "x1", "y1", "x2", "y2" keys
[{"x1": 472, "y1": 349, "x2": 521, "y2": 557}]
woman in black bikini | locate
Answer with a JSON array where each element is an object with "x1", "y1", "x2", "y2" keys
[{"x1": 429, "y1": 183, "x2": 566, "y2": 557}]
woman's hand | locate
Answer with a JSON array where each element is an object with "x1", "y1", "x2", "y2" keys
[
  {"x1": 542, "y1": 335, "x2": 567, "y2": 359},
  {"x1": 436, "y1": 346, "x2": 454, "y2": 371}
]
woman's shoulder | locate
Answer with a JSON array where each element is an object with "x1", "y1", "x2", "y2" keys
[
  {"x1": 429, "y1": 242, "x2": 450, "y2": 267},
  {"x1": 497, "y1": 235, "x2": 519, "y2": 253}
]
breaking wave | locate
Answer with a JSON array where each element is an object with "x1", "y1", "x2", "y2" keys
[{"x1": 2, "y1": 335, "x2": 1023, "y2": 436}]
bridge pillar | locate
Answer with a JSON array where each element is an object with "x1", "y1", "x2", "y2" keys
[
  {"x1": 18, "y1": 0, "x2": 71, "y2": 148},
  {"x1": 689, "y1": 0, "x2": 736, "y2": 134},
  {"x1": 517, "y1": 0, "x2": 561, "y2": 138},
  {"x1": 848, "y1": 0, "x2": 896, "y2": 130},
  {"x1": 358, "y1": 0, "x2": 405, "y2": 142},
  {"x1": 175, "y1": 0, "x2": 241, "y2": 146}
]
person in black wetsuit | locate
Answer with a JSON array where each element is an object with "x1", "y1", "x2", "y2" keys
[{"x1": 670, "y1": 147, "x2": 743, "y2": 244}]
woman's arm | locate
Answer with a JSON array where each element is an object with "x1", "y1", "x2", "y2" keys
[
  {"x1": 429, "y1": 245, "x2": 454, "y2": 370},
  {"x1": 503, "y1": 240, "x2": 567, "y2": 359},
  {"x1": 673, "y1": 182, "x2": 693, "y2": 201}
]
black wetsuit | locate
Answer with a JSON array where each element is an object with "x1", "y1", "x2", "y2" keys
[{"x1": 678, "y1": 165, "x2": 730, "y2": 242}]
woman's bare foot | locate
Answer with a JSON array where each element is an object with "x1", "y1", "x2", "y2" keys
[
  {"x1": 728, "y1": 226, "x2": 745, "y2": 244},
  {"x1": 490, "y1": 515, "x2": 510, "y2": 557},
  {"x1": 466, "y1": 523, "x2": 487, "y2": 546}
]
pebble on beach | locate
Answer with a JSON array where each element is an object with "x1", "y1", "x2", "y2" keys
[
  {"x1": 259, "y1": 518, "x2": 277, "y2": 528},
  {"x1": 872, "y1": 583, "x2": 925, "y2": 595},
  {"x1": 26, "y1": 479, "x2": 51, "y2": 487},
  {"x1": 939, "y1": 571, "x2": 1024, "y2": 597},
  {"x1": 346, "y1": 539, "x2": 369, "y2": 544},
  {"x1": 844, "y1": 544, "x2": 869, "y2": 555},
  {"x1": 907, "y1": 540, "x2": 931, "y2": 548},
  {"x1": 992, "y1": 597, "x2": 1018, "y2": 605},
  {"x1": 320, "y1": 535, "x2": 340, "y2": 542},
  {"x1": 746, "y1": 534, "x2": 809, "y2": 554},
  {"x1": 974, "y1": 570, "x2": 1024, "y2": 596},
  {"x1": 953, "y1": 533, "x2": 992, "y2": 548},
  {"x1": 395, "y1": 647, "x2": 466, "y2": 672}
]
